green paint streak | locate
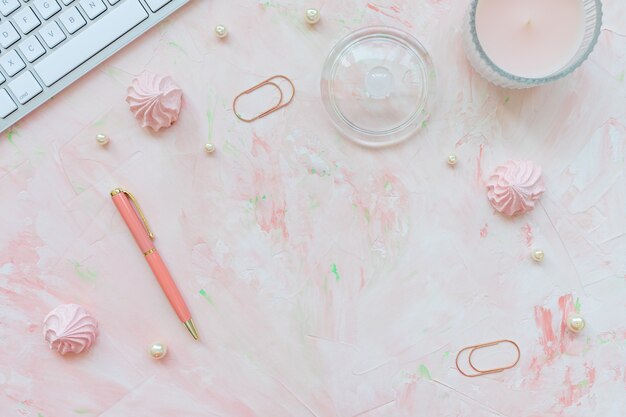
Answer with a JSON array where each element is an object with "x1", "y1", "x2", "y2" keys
[
  {"x1": 598, "y1": 333, "x2": 614, "y2": 344},
  {"x1": 576, "y1": 379, "x2": 589, "y2": 388},
  {"x1": 384, "y1": 181, "x2": 393, "y2": 192},
  {"x1": 167, "y1": 41, "x2": 187, "y2": 55},
  {"x1": 331, "y1": 264, "x2": 341, "y2": 282},
  {"x1": 104, "y1": 67, "x2": 124, "y2": 79},
  {"x1": 199, "y1": 289, "x2": 214, "y2": 305},
  {"x1": 38, "y1": 413, "x2": 45, "y2": 417},
  {"x1": 309, "y1": 198, "x2": 320, "y2": 209},
  {"x1": 73, "y1": 409, "x2": 91, "y2": 414},
  {"x1": 575, "y1": 297, "x2": 581, "y2": 313},
  {"x1": 70, "y1": 261, "x2": 97, "y2": 282},
  {"x1": 618, "y1": 71, "x2": 624, "y2": 82},
  {"x1": 262, "y1": 195, "x2": 266, "y2": 200},
  {"x1": 6, "y1": 126, "x2": 17, "y2": 142},
  {"x1": 310, "y1": 168, "x2": 330, "y2": 177},
  {"x1": 363, "y1": 208, "x2": 370, "y2": 223},
  {"x1": 418, "y1": 364, "x2": 432, "y2": 380},
  {"x1": 249, "y1": 195, "x2": 261, "y2": 207},
  {"x1": 421, "y1": 120, "x2": 428, "y2": 129},
  {"x1": 504, "y1": 96, "x2": 510, "y2": 104},
  {"x1": 443, "y1": 351, "x2": 451, "y2": 358},
  {"x1": 221, "y1": 140, "x2": 239, "y2": 156}
]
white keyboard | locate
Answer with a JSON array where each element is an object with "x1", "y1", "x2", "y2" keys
[{"x1": 0, "y1": 0, "x2": 189, "y2": 132}]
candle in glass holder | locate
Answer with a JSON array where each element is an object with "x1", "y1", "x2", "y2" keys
[
  {"x1": 477, "y1": 0, "x2": 583, "y2": 78},
  {"x1": 464, "y1": 0, "x2": 603, "y2": 88}
]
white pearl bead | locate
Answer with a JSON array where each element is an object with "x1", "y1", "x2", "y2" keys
[
  {"x1": 531, "y1": 249, "x2": 544, "y2": 262},
  {"x1": 150, "y1": 342, "x2": 167, "y2": 360},
  {"x1": 566, "y1": 314, "x2": 585, "y2": 333},
  {"x1": 305, "y1": 8, "x2": 320, "y2": 25},
  {"x1": 447, "y1": 154, "x2": 457, "y2": 166},
  {"x1": 204, "y1": 143, "x2": 216, "y2": 154},
  {"x1": 95, "y1": 133, "x2": 109, "y2": 146},
  {"x1": 215, "y1": 25, "x2": 228, "y2": 39}
]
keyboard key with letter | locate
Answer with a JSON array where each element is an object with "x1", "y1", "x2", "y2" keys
[
  {"x1": 40, "y1": 21, "x2": 66, "y2": 48},
  {"x1": 0, "y1": 21, "x2": 21, "y2": 48},
  {"x1": 33, "y1": 0, "x2": 62, "y2": 20},
  {"x1": 59, "y1": 6, "x2": 86, "y2": 34},
  {"x1": 13, "y1": 6, "x2": 42, "y2": 34},
  {"x1": 34, "y1": 0, "x2": 148, "y2": 86},
  {"x1": 79, "y1": 0, "x2": 106, "y2": 20},
  {"x1": 19, "y1": 36, "x2": 46, "y2": 62},
  {"x1": 0, "y1": 0, "x2": 20, "y2": 16},
  {"x1": 0, "y1": 50, "x2": 26, "y2": 77}
]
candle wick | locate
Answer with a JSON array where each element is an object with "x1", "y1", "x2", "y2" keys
[{"x1": 525, "y1": 18, "x2": 532, "y2": 26}]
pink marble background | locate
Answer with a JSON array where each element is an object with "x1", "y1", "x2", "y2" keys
[{"x1": 1, "y1": 0, "x2": 625, "y2": 415}]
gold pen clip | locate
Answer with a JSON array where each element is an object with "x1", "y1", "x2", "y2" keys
[{"x1": 110, "y1": 188, "x2": 154, "y2": 240}]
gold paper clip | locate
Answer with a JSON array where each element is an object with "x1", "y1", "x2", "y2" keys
[
  {"x1": 233, "y1": 75, "x2": 295, "y2": 122},
  {"x1": 110, "y1": 188, "x2": 154, "y2": 240},
  {"x1": 455, "y1": 339, "x2": 520, "y2": 377}
]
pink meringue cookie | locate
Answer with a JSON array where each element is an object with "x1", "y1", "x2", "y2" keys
[
  {"x1": 126, "y1": 72, "x2": 183, "y2": 131},
  {"x1": 43, "y1": 304, "x2": 98, "y2": 355},
  {"x1": 486, "y1": 160, "x2": 545, "y2": 217}
]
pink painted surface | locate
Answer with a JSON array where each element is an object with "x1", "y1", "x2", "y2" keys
[{"x1": 1, "y1": 1, "x2": 625, "y2": 416}]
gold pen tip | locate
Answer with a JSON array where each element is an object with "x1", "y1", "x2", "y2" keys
[{"x1": 184, "y1": 319, "x2": 199, "y2": 340}]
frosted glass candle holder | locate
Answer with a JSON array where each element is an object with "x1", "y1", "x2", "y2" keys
[{"x1": 463, "y1": 0, "x2": 603, "y2": 89}]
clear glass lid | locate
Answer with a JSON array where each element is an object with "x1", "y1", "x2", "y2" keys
[{"x1": 321, "y1": 26, "x2": 436, "y2": 147}]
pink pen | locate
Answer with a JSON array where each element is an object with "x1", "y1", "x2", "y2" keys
[{"x1": 110, "y1": 188, "x2": 199, "y2": 340}]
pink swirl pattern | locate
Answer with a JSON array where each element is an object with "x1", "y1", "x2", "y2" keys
[
  {"x1": 43, "y1": 304, "x2": 98, "y2": 355},
  {"x1": 126, "y1": 72, "x2": 183, "y2": 131},
  {"x1": 486, "y1": 160, "x2": 546, "y2": 217}
]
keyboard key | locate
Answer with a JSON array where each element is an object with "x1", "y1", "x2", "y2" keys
[
  {"x1": 0, "y1": 21, "x2": 21, "y2": 48},
  {"x1": 0, "y1": 72, "x2": 5, "y2": 84},
  {"x1": 144, "y1": 0, "x2": 171, "y2": 12},
  {"x1": 79, "y1": 0, "x2": 106, "y2": 19},
  {"x1": 34, "y1": 0, "x2": 148, "y2": 86},
  {"x1": 0, "y1": 0, "x2": 20, "y2": 16},
  {"x1": 108, "y1": 0, "x2": 120, "y2": 4},
  {"x1": 9, "y1": 71, "x2": 43, "y2": 104},
  {"x1": 0, "y1": 50, "x2": 26, "y2": 76},
  {"x1": 61, "y1": 0, "x2": 75, "y2": 4},
  {"x1": 40, "y1": 21, "x2": 66, "y2": 48},
  {"x1": 0, "y1": 89, "x2": 17, "y2": 118},
  {"x1": 13, "y1": 6, "x2": 42, "y2": 34},
  {"x1": 33, "y1": 0, "x2": 61, "y2": 19},
  {"x1": 60, "y1": 6, "x2": 86, "y2": 34},
  {"x1": 19, "y1": 36, "x2": 46, "y2": 62}
]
